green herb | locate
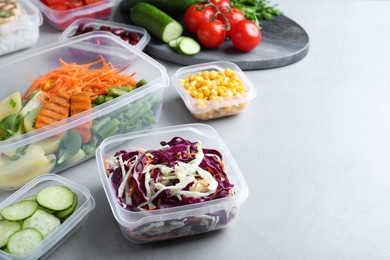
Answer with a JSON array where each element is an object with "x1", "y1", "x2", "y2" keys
[
  {"x1": 229, "y1": 0, "x2": 282, "y2": 27},
  {"x1": 9, "y1": 98, "x2": 17, "y2": 108},
  {"x1": 0, "y1": 114, "x2": 22, "y2": 141},
  {"x1": 57, "y1": 131, "x2": 82, "y2": 164}
]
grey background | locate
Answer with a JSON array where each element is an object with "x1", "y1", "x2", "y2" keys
[{"x1": 1, "y1": 0, "x2": 390, "y2": 259}]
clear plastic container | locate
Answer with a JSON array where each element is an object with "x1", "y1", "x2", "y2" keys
[
  {"x1": 59, "y1": 18, "x2": 150, "y2": 50},
  {"x1": 96, "y1": 123, "x2": 249, "y2": 243},
  {"x1": 172, "y1": 61, "x2": 257, "y2": 120},
  {"x1": 30, "y1": 0, "x2": 121, "y2": 30},
  {"x1": 0, "y1": 0, "x2": 43, "y2": 56},
  {"x1": 0, "y1": 173, "x2": 95, "y2": 260},
  {"x1": 0, "y1": 33, "x2": 169, "y2": 190}
]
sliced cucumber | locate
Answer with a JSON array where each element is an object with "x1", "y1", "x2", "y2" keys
[
  {"x1": 22, "y1": 195, "x2": 37, "y2": 201},
  {"x1": 23, "y1": 105, "x2": 43, "y2": 133},
  {"x1": 177, "y1": 37, "x2": 201, "y2": 55},
  {"x1": 56, "y1": 192, "x2": 78, "y2": 220},
  {"x1": 36, "y1": 185, "x2": 74, "y2": 211},
  {"x1": 0, "y1": 200, "x2": 38, "y2": 221},
  {"x1": 7, "y1": 228, "x2": 43, "y2": 254},
  {"x1": 23, "y1": 210, "x2": 60, "y2": 238},
  {"x1": 0, "y1": 220, "x2": 22, "y2": 248},
  {"x1": 131, "y1": 2, "x2": 183, "y2": 43}
]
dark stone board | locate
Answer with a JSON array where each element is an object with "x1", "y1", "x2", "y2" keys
[{"x1": 145, "y1": 15, "x2": 309, "y2": 71}]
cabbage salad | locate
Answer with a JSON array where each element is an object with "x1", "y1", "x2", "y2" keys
[{"x1": 104, "y1": 137, "x2": 235, "y2": 211}]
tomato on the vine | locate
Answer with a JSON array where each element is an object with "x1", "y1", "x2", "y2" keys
[
  {"x1": 184, "y1": 4, "x2": 215, "y2": 34},
  {"x1": 197, "y1": 20, "x2": 226, "y2": 49},
  {"x1": 230, "y1": 20, "x2": 261, "y2": 51},
  {"x1": 210, "y1": 0, "x2": 230, "y2": 7},
  {"x1": 217, "y1": 7, "x2": 246, "y2": 37}
]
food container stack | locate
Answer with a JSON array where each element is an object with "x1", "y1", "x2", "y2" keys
[
  {"x1": 0, "y1": 33, "x2": 169, "y2": 191},
  {"x1": 0, "y1": 0, "x2": 43, "y2": 56}
]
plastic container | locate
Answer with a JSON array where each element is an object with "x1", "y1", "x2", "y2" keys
[
  {"x1": 96, "y1": 123, "x2": 249, "y2": 243},
  {"x1": 30, "y1": 0, "x2": 121, "y2": 30},
  {"x1": 59, "y1": 18, "x2": 150, "y2": 51},
  {"x1": 172, "y1": 61, "x2": 257, "y2": 120},
  {"x1": 0, "y1": 33, "x2": 169, "y2": 191},
  {"x1": 0, "y1": 0, "x2": 43, "y2": 56},
  {"x1": 0, "y1": 174, "x2": 95, "y2": 260}
]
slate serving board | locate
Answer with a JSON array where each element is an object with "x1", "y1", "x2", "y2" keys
[{"x1": 145, "y1": 15, "x2": 309, "y2": 71}]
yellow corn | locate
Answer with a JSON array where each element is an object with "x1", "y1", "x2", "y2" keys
[{"x1": 180, "y1": 69, "x2": 246, "y2": 101}]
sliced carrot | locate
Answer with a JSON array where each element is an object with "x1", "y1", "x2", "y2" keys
[
  {"x1": 35, "y1": 91, "x2": 70, "y2": 129},
  {"x1": 70, "y1": 92, "x2": 92, "y2": 143}
]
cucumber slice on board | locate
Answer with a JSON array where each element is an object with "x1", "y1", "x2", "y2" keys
[
  {"x1": 131, "y1": 2, "x2": 183, "y2": 43},
  {"x1": 0, "y1": 200, "x2": 38, "y2": 221},
  {"x1": 177, "y1": 37, "x2": 201, "y2": 55},
  {"x1": 23, "y1": 210, "x2": 60, "y2": 238},
  {"x1": 7, "y1": 228, "x2": 43, "y2": 254},
  {"x1": 0, "y1": 220, "x2": 22, "y2": 248},
  {"x1": 36, "y1": 185, "x2": 74, "y2": 211}
]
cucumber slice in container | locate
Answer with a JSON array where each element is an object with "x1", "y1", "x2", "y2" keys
[
  {"x1": 131, "y1": 2, "x2": 183, "y2": 43},
  {"x1": 36, "y1": 185, "x2": 74, "y2": 211},
  {"x1": 23, "y1": 210, "x2": 60, "y2": 238},
  {"x1": 7, "y1": 228, "x2": 43, "y2": 254},
  {"x1": 0, "y1": 200, "x2": 38, "y2": 221},
  {"x1": 56, "y1": 192, "x2": 78, "y2": 220},
  {"x1": 0, "y1": 220, "x2": 22, "y2": 248}
]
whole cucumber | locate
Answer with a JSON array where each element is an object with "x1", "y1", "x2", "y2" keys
[
  {"x1": 121, "y1": 0, "x2": 198, "y2": 19},
  {"x1": 130, "y1": 2, "x2": 183, "y2": 43}
]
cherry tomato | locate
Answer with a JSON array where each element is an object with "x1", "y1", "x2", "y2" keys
[
  {"x1": 217, "y1": 7, "x2": 246, "y2": 37},
  {"x1": 44, "y1": 0, "x2": 64, "y2": 5},
  {"x1": 84, "y1": 0, "x2": 103, "y2": 4},
  {"x1": 197, "y1": 20, "x2": 226, "y2": 49},
  {"x1": 49, "y1": 4, "x2": 68, "y2": 10},
  {"x1": 184, "y1": 4, "x2": 215, "y2": 35},
  {"x1": 65, "y1": 0, "x2": 83, "y2": 9},
  {"x1": 230, "y1": 20, "x2": 261, "y2": 51},
  {"x1": 210, "y1": 0, "x2": 230, "y2": 7}
]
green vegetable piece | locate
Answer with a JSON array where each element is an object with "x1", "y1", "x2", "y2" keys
[
  {"x1": 107, "y1": 88, "x2": 130, "y2": 98},
  {"x1": 92, "y1": 95, "x2": 106, "y2": 105},
  {"x1": 130, "y1": 2, "x2": 183, "y2": 43},
  {"x1": 0, "y1": 220, "x2": 22, "y2": 248},
  {"x1": 135, "y1": 79, "x2": 148, "y2": 88},
  {"x1": 57, "y1": 131, "x2": 82, "y2": 164},
  {"x1": 23, "y1": 210, "x2": 60, "y2": 238},
  {"x1": 0, "y1": 114, "x2": 22, "y2": 141},
  {"x1": 9, "y1": 99, "x2": 16, "y2": 108},
  {"x1": 7, "y1": 228, "x2": 43, "y2": 254}
]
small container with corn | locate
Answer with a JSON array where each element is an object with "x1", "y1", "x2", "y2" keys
[{"x1": 172, "y1": 61, "x2": 257, "y2": 120}]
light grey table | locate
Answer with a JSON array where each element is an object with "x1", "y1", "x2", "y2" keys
[{"x1": 2, "y1": 1, "x2": 390, "y2": 259}]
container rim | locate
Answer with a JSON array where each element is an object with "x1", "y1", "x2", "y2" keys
[
  {"x1": 0, "y1": 32, "x2": 169, "y2": 151},
  {"x1": 96, "y1": 123, "x2": 249, "y2": 228}
]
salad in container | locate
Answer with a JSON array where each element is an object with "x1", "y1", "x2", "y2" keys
[
  {"x1": 96, "y1": 123, "x2": 249, "y2": 243},
  {"x1": 0, "y1": 174, "x2": 95, "y2": 260},
  {"x1": 0, "y1": 32, "x2": 169, "y2": 190}
]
